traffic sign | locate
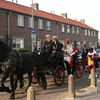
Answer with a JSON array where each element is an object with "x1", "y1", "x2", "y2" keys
[{"x1": 31, "y1": 28, "x2": 36, "y2": 34}]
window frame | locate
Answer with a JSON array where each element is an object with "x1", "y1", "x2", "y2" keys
[
  {"x1": 28, "y1": 17, "x2": 34, "y2": 28},
  {"x1": 38, "y1": 19, "x2": 43, "y2": 29},
  {"x1": 12, "y1": 38, "x2": 24, "y2": 50},
  {"x1": 85, "y1": 29, "x2": 87, "y2": 36},
  {"x1": 46, "y1": 21, "x2": 51, "y2": 30},
  {"x1": 67, "y1": 25, "x2": 70, "y2": 33},
  {"x1": 61, "y1": 24, "x2": 65, "y2": 32},
  {"x1": 88, "y1": 29, "x2": 90, "y2": 36},
  {"x1": 76, "y1": 27, "x2": 79, "y2": 34},
  {"x1": 72, "y1": 26, "x2": 75, "y2": 34},
  {"x1": 18, "y1": 15, "x2": 24, "y2": 27}
]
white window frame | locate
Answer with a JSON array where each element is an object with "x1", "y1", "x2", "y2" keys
[
  {"x1": 37, "y1": 38, "x2": 41, "y2": 50},
  {"x1": 91, "y1": 30, "x2": 93, "y2": 37},
  {"x1": 85, "y1": 29, "x2": 87, "y2": 36},
  {"x1": 72, "y1": 26, "x2": 75, "y2": 34},
  {"x1": 94, "y1": 42, "x2": 97, "y2": 48},
  {"x1": 18, "y1": 15, "x2": 24, "y2": 27},
  {"x1": 61, "y1": 24, "x2": 65, "y2": 32},
  {"x1": 89, "y1": 42, "x2": 93, "y2": 48},
  {"x1": 67, "y1": 25, "x2": 70, "y2": 33},
  {"x1": 0, "y1": 36, "x2": 4, "y2": 41},
  {"x1": 76, "y1": 27, "x2": 79, "y2": 34},
  {"x1": 12, "y1": 38, "x2": 24, "y2": 50},
  {"x1": 28, "y1": 17, "x2": 34, "y2": 28},
  {"x1": 88, "y1": 30, "x2": 90, "y2": 36},
  {"x1": 46, "y1": 21, "x2": 51, "y2": 30},
  {"x1": 38, "y1": 19, "x2": 43, "y2": 29},
  {"x1": 94, "y1": 31, "x2": 96, "y2": 37}
]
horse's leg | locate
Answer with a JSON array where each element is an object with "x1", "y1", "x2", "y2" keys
[
  {"x1": 14, "y1": 74, "x2": 24, "y2": 90},
  {"x1": 0, "y1": 73, "x2": 11, "y2": 93},
  {"x1": 26, "y1": 71, "x2": 32, "y2": 91},
  {"x1": 9, "y1": 73, "x2": 15, "y2": 100},
  {"x1": 39, "y1": 72, "x2": 47, "y2": 90},
  {"x1": 14, "y1": 75, "x2": 19, "y2": 90},
  {"x1": 18, "y1": 74, "x2": 24, "y2": 89},
  {"x1": 37, "y1": 72, "x2": 41, "y2": 85}
]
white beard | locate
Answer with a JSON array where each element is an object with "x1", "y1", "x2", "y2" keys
[{"x1": 66, "y1": 45, "x2": 73, "y2": 54}]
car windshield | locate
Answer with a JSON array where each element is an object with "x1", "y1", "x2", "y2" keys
[{"x1": 96, "y1": 49, "x2": 100, "y2": 53}]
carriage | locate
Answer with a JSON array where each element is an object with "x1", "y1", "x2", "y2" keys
[
  {"x1": 0, "y1": 40, "x2": 84, "y2": 100},
  {"x1": 31, "y1": 51, "x2": 85, "y2": 86}
]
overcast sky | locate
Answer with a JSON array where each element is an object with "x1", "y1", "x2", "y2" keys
[{"x1": 6, "y1": 0, "x2": 100, "y2": 39}]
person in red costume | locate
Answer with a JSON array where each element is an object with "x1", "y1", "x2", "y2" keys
[{"x1": 64, "y1": 38, "x2": 78, "y2": 75}]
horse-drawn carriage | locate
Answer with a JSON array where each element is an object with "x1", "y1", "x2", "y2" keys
[
  {"x1": 0, "y1": 40, "x2": 84, "y2": 100},
  {"x1": 32, "y1": 50, "x2": 84, "y2": 86}
]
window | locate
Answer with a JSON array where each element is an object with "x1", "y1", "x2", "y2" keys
[
  {"x1": 46, "y1": 21, "x2": 51, "y2": 30},
  {"x1": 28, "y1": 17, "x2": 34, "y2": 28},
  {"x1": 89, "y1": 42, "x2": 93, "y2": 48},
  {"x1": 38, "y1": 19, "x2": 43, "y2": 29},
  {"x1": 61, "y1": 24, "x2": 65, "y2": 32},
  {"x1": 12, "y1": 38, "x2": 24, "y2": 50},
  {"x1": 37, "y1": 38, "x2": 41, "y2": 50},
  {"x1": 88, "y1": 30, "x2": 90, "y2": 36},
  {"x1": 76, "y1": 27, "x2": 79, "y2": 34},
  {"x1": 72, "y1": 26, "x2": 75, "y2": 34},
  {"x1": 0, "y1": 36, "x2": 4, "y2": 41},
  {"x1": 85, "y1": 29, "x2": 87, "y2": 36},
  {"x1": 94, "y1": 31, "x2": 96, "y2": 37},
  {"x1": 76, "y1": 41, "x2": 82, "y2": 49},
  {"x1": 91, "y1": 30, "x2": 93, "y2": 37},
  {"x1": 18, "y1": 15, "x2": 24, "y2": 27},
  {"x1": 94, "y1": 42, "x2": 97, "y2": 48},
  {"x1": 67, "y1": 25, "x2": 70, "y2": 33}
]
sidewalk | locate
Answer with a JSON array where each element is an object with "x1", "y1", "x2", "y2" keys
[
  {"x1": 55, "y1": 86, "x2": 100, "y2": 100},
  {"x1": 75, "y1": 87, "x2": 99, "y2": 100}
]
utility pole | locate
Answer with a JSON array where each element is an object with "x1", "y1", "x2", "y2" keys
[{"x1": 31, "y1": 0, "x2": 34, "y2": 52}]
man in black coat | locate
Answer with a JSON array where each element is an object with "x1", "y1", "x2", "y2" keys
[
  {"x1": 51, "y1": 36, "x2": 63, "y2": 60},
  {"x1": 41, "y1": 34, "x2": 53, "y2": 56}
]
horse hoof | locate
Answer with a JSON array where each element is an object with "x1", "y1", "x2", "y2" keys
[
  {"x1": 9, "y1": 97, "x2": 14, "y2": 100},
  {"x1": 42, "y1": 86, "x2": 47, "y2": 90},
  {"x1": 19, "y1": 84, "x2": 24, "y2": 89}
]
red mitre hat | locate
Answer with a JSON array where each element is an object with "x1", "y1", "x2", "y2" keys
[{"x1": 66, "y1": 38, "x2": 71, "y2": 45}]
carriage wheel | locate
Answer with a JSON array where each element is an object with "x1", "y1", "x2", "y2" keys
[
  {"x1": 54, "y1": 66, "x2": 65, "y2": 86},
  {"x1": 31, "y1": 73, "x2": 38, "y2": 84},
  {"x1": 76, "y1": 59, "x2": 84, "y2": 78}
]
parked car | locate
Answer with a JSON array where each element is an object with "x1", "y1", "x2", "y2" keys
[{"x1": 96, "y1": 49, "x2": 100, "y2": 61}]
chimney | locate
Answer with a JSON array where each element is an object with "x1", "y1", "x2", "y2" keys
[
  {"x1": 61, "y1": 13, "x2": 67, "y2": 18},
  {"x1": 80, "y1": 19, "x2": 85, "y2": 23},
  {"x1": 31, "y1": 3, "x2": 39, "y2": 10}
]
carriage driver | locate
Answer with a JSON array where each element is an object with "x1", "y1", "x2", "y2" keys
[
  {"x1": 51, "y1": 36, "x2": 63, "y2": 60},
  {"x1": 41, "y1": 34, "x2": 53, "y2": 56}
]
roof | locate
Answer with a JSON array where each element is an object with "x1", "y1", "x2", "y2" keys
[{"x1": 0, "y1": 0, "x2": 98, "y2": 31}]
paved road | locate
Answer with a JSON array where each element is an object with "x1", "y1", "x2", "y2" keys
[{"x1": 0, "y1": 65, "x2": 100, "y2": 100}]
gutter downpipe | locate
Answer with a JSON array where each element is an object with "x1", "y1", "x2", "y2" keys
[
  {"x1": 8, "y1": 12, "x2": 11, "y2": 47},
  {"x1": 57, "y1": 22, "x2": 58, "y2": 39}
]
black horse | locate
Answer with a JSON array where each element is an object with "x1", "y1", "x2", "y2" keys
[{"x1": 0, "y1": 40, "x2": 47, "y2": 100}]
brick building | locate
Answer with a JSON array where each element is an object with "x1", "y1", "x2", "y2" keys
[{"x1": 0, "y1": 0, "x2": 99, "y2": 50}]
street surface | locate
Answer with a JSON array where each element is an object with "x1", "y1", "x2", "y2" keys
[{"x1": 0, "y1": 62, "x2": 100, "y2": 100}]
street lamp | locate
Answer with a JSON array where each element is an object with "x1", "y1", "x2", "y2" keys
[{"x1": 31, "y1": 0, "x2": 34, "y2": 52}]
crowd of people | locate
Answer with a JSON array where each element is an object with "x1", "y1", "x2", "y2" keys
[{"x1": 40, "y1": 34, "x2": 98, "y2": 79}]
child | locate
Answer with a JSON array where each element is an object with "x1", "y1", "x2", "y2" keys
[{"x1": 86, "y1": 48, "x2": 98, "y2": 79}]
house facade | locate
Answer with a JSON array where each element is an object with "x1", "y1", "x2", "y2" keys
[{"x1": 0, "y1": 0, "x2": 99, "y2": 50}]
